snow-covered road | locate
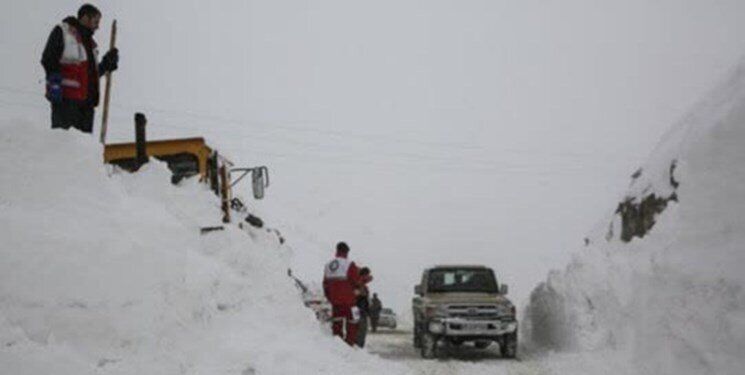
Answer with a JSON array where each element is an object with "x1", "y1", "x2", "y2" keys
[
  {"x1": 366, "y1": 329, "x2": 506, "y2": 361},
  {"x1": 364, "y1": 329, "x2": 643, "y2": 375},
  {"x1": 365, "y1": 329, "x2": 544, "y2": 375}
]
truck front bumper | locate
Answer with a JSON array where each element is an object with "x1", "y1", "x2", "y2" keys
[{"x1": 428, "y1": 318, "x2": 517, "y2": 336}]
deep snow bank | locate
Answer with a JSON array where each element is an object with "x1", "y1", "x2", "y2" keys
[
  {"x1": 0, "y1": 121, "x2": 403, "y2": 374},
  {"x1": 524, "y1": 61, "x2": 745, "y2": 374}
]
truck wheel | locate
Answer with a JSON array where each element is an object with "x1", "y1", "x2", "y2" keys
[
  {"x1": 500, "y1": 332, "x2": 517, "y2": 359},
  {"x1": 413, "y1": 323, "x2": 422, "y2": 348},
  {"x1": 420, "y1": 332, "x2": 439, "y2": 359}
]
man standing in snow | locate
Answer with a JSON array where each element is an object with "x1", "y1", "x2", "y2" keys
[
  {"x1": 41, "y1": 4, "x2": 119, "y2": 133},
  {"x1": 355, "y1": 267, "x2": 373, "y2": 347},
  {"x1": 323, "y1": 242, "x2": 362, "y2": 346},
  {"x1": 369, "y1": 293, "x2": 382, "y2": 333}
]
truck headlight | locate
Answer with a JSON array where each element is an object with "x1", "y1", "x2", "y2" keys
[
  {"x1": 497, "y1": 303, "x2": 516, "y2": 317},
  {"x1": 429, "y1": 321, "x2": 445, "y2": 333},
  {"x1": 503, "y1": 321, "x2": 518, "y2": 332},
  {"x1": 425, "y1": 304, "x2": 448, "y2": 318}
]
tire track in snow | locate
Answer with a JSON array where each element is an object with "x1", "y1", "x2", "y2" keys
[{"x1": 365, "y1": 329, "x2": 550, "y2": 375}]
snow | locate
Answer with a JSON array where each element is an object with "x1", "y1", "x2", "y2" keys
[
  {"x1": 1, "y1": 1, "x2": 745, "y2": 374},
  {"x1": 0, "y1": 117, "x2": 631, "y2": 375},
  {"x1": 2, "y1": 60, "x2": 744, "y2": 372},
  {"x1": 524, "y1": 61, "x2": 745, "y2": 375},
  {"x1": 4, "y1": 0, "x2": 745, "y2": 319},
  {"x1": 0, "y1": 121, "x2": 401, "y2": 374}
]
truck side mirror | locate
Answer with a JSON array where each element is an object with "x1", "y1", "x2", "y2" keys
[
  {"x1": 500, "y1": 284, "x2": 509, "y2": 295},
  {"x1": 251, "y1": 166, "x2": 269, "y2": 200},
  {"x1": 414, "y1": 285, "x2": 422, "y2": 296}
]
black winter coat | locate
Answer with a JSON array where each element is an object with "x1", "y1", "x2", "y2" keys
[{"x1": 356, "y1": 286, "x2": 370, "y2": 316}]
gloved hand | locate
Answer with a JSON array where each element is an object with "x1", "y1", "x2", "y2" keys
[
  {"x1": 99, "y1": 48, "x2": 119, "y2": 73},
  {"x1": 46, "y1": 73, "x2": 62, "y2": 103}
]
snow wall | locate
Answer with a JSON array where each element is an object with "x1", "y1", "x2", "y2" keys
[
  {"x1": 0, "y1": 121, "x2": 403, "y2": 374},
  {"x1": 523, "y1": 60, "x2": 745, "y2": 375}
]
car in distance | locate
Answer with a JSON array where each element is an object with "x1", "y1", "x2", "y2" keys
[{"x1": 377, "y1": 307, "x2": 397, "y2": 329}]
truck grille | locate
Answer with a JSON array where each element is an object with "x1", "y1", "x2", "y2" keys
[{"x1": 446, "y1": 304, "x2": 502, "y2": 320}]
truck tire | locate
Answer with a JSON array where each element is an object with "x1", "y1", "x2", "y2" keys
[
  {"x1": 420, "y1": 332, "x2": 439, "y2": 359},
  {"x1": 413, "y1": 323, "x2": 422, "y2": 348},
  {"x1": 500, "y1": 332, "x2": 517, "y2": 359}
]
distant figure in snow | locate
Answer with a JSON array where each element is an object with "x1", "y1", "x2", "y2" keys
[
  {"x1": 41, "y1": 4, "x2": 119, "y2": 133},
  {"x1": 323, "y1": 242, "x2": 362, "y2": 346},
  {"x1": 369, "y1": 293, "x2": 382, "y2": 333},
  {"x1": 355, "y1": 267, "x2": 373, "y2": 347}
]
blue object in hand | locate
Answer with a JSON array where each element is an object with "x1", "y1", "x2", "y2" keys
[{"x1": 46, "y1": 73, "x2": 62, "y2": 103}]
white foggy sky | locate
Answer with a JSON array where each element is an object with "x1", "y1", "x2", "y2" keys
[{"x1": 2, "y1": 0, "x2": 745, "y2": 311}]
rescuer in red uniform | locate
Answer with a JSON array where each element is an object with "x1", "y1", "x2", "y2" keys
[
  {"x1": 41, "y1": 4, "x2": 119, "y2": 133},
  {"x1": 323, "y1": 242, "x2": 362, "y2": 346}
]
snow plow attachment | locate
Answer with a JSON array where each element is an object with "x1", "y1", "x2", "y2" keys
[{"x1": 103, "y1": 137, "x2": 214, "y2": 182}]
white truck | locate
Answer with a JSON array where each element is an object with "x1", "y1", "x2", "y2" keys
[{"x1": 412, "y1": 265, "x2": 517, "y2": 359}]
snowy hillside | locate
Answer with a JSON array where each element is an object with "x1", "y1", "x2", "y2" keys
[
  {"x1": 524, "y1": 61, "x2": 745, "y2": 375},
  {"x1": 0, "y1": 121, "x2": 400, "y2": 374}
]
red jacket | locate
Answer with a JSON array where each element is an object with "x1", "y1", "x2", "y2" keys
[{"x1": 323, "y1": 255, "x2": 360, "y2": 306}]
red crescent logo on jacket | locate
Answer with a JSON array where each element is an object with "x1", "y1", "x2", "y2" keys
[
  {"x1": 323, "y1": 257, "x2": 359, "y2": 306},
  {"x1": 324, "y1": 258, "x2": 350, "y2": 280}
]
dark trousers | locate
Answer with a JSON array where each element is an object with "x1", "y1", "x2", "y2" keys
[
  {"x1": 51, "y1": 100, "x2": 95, "y2": 133},
  {"x1": 370, "y1": 315, "x2": 380, "y2": 332},
  {"x1": 356, "y1": 313, "x2": 369, "y2": 348}
]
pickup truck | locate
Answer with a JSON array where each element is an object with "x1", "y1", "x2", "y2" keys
[{"x1": 412, "y1": 265, "x2": 517, "y2": 359}]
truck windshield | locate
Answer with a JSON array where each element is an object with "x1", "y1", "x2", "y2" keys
[{"x1": 428, "y1": 268, "x2": 498, "y2": 293}]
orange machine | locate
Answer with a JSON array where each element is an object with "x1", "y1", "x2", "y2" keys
[{"x1": 103, "y1": 137, "x2": 215, "y2": 182}]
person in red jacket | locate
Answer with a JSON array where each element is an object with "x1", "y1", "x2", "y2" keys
[
  {"x1": 40, "y1": 4, "x2": 119, "y2": 133},
  {"x1": 323, "y1": 242, "x2": 362, "y2": 346}
]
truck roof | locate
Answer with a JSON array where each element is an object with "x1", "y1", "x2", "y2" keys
[{"x1": 428, "y1": 265, "x2": 492, "y2": 270}]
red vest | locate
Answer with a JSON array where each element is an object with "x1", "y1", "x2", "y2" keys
[
  {"x1": 323, "y1": 256, "x2": 359, "y2": 306},
  {"x1": 58, "y1": 22, "x2": 97, "y2": 101}
]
